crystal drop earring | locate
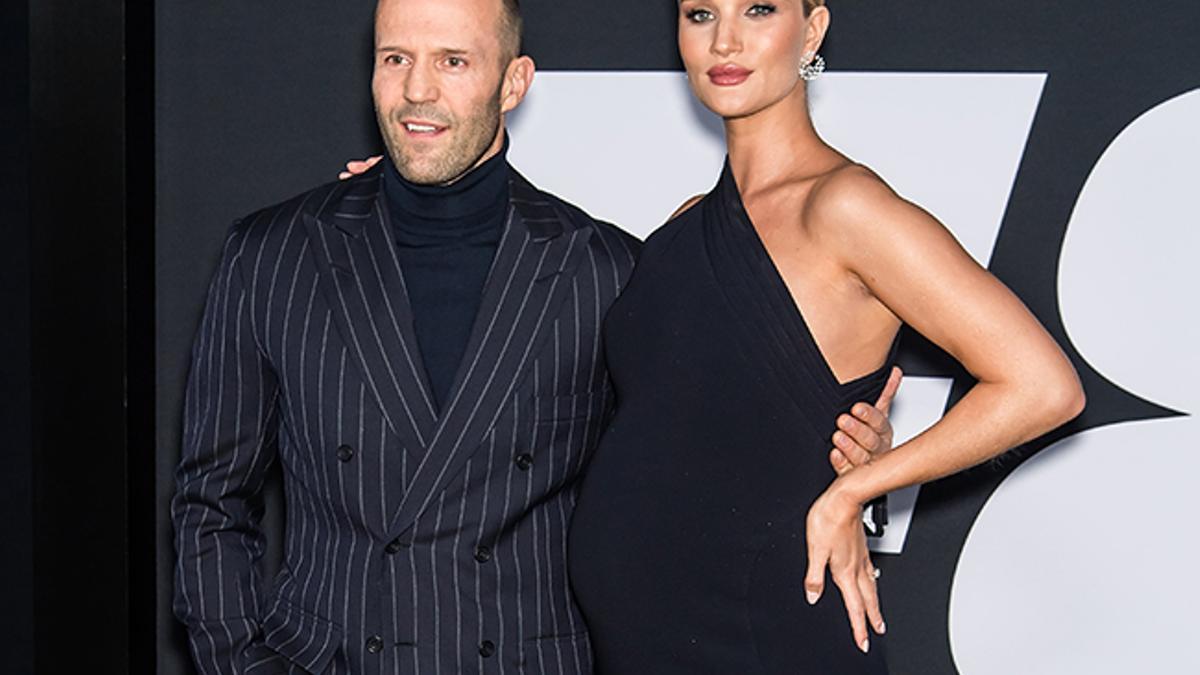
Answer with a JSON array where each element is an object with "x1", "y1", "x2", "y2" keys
[{"x1": 800, "y1": 52, "x2": 826, "y2": 81}]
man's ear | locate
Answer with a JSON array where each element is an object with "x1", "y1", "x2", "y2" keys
[{"x1": 500, "y1": 55, "x2": 536, "y2": 115}]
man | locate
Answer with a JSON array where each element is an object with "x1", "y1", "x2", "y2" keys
[{"x1": 172, "y1": 0, "x2": 899, "y2": 673}]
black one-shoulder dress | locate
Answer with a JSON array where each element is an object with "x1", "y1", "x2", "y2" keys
[{"x1": 568, "y1": 161, "x2": 895, "y2": 674}]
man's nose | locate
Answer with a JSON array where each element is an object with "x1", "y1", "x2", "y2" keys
[{"x1": 404, "y1": 62, "x2": 439, "y2": 103}]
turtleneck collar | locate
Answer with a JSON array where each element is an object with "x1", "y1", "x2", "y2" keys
[{"x1": 384, "y1": 134, "x2": 511, "y2": 240}]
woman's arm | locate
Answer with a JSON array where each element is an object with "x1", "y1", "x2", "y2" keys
[
  {"x1": 802, "y1": 166, "x2": 1085, "y2": 652},
  {"x1": 820, "y1": 166, "x2": 1084, "y2": 500}
]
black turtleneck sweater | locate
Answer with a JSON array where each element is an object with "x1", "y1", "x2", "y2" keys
[{"x1": 383, "y1": 142, "x2": 510, "y2": 413}]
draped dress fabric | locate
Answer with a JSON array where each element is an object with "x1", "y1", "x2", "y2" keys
[{"x1": 568, "y1": 162, "x2": 895, "y2": 674}]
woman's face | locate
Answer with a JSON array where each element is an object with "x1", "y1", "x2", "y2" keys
[{"x1": 677, "y1": 0, "x2": 826, "y2": 120}]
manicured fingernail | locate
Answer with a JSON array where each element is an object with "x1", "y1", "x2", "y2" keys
[
  {"x1": 806, "y1": 590, "x2": 820, "y2": 605},
  {"x1": 859, "y1": 638, "x2": 870, "y2": 653},
  {"x1": 877, "y1": 621, "x2": 887, "y2": 634}
]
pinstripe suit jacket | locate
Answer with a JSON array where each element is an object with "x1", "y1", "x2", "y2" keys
[{"x1": 172, "y1": 165, "x2": 640, "y2": 675}]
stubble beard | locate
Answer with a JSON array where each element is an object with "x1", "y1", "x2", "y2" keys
[{"x1": 378, "y1": 93, "x2": 503, "y2": 186}]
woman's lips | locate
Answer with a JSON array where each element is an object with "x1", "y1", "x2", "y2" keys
[{"x1": 707, "y1": 64, "x2": 753, "y2": 86}]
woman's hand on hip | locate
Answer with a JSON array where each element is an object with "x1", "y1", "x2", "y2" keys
[{"x1": 805, "y1": 482, "x2": 886, "y2": 654}]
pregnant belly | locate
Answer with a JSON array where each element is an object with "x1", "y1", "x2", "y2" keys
[
  {"x1": 571, "y1": 406, "x2": 833, "y2": 591},
  {"x1": 575, "y1": 406, "x2": 833, "y2": 528},
  {"x1": 569, "y1": 415, "x2": 766, "y2": 593},
  {"x1": 567, "y1": 412, "x2": 858, "y2": 673}
]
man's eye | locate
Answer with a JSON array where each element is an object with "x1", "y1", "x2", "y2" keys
[
  {"x1": 747, "y1": 3, "x2": 777, "y2": 16},
  {"x1": 384, "y1": 54, "x2": 407, "y2": 66},
  {"x1": 446, "y1": 57, "x2": 466, "y2": 68},
  {"x1": 685, "y1": 8, "x2": 715, "y2": 23}
]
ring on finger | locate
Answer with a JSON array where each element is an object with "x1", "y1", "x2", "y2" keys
[{"x1": 871, "y1": 567, "x2": 881, "y2": 580}]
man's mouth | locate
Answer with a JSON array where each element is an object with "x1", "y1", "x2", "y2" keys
[{"x1": 402, "y1": 120, "x2": 448, "y2": 136}]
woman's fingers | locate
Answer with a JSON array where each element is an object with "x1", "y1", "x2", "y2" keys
[
  {"x1": 805, "y1": 545, "x2": 829, "y2": 606},
  {"x1": 807, "y1": 493, "x2": 876, "y2": 652},
  {"x1": 339, "y1": 155, "x2": 386, "y2": 180},
  {"x1": 859, "y1": 559, "x2": 886, "y2": 635},
  {"x1": 832, "y1": 567, "x2": 871, "y2": 653}
]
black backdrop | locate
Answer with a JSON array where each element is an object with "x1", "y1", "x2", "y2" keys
[
  {"x1": 3, "y1": 0, "x2": 154, "y2": 672},
  {"x1": 3, "y1": 0, "x2": 1197, "y2": 673},
  {"x1": 1, "y1": 0, "x2": 34, "y2": 670}
]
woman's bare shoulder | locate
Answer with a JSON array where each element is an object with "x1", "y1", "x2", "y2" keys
[
  {"x1": 806, "y1": 162, "x2": 968, "y2": 277},
  {"x1": 668, "y1": 194, "x2": 706, "y2": 222},
  {"x1": 806, "y1": 163, "x2": 906, "y2": 225},
  {"x1": 807, "y1": 163, "x2": 942, "y2": 243}
]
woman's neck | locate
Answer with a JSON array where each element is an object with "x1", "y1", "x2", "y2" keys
[{"x1": 723, "y1": 86, "x2": 832, "y2": 194}]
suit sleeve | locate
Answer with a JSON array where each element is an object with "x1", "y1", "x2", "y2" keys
[{"x1": 172, "y1": 224, "x2": 281, "y2": 675}]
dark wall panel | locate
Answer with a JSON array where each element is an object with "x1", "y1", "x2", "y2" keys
[
  {"x1": 0, "y1": 0, "x2": 34, "y2": 669},
  {"x1": 1, "y1": 0, "x2": 154, "y2": 672},
  {"x1": 29, "y1": 0, "x2": 132, "y2": 671}
]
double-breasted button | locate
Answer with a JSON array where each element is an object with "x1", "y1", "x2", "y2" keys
[
  {"x1": 366, "y1": 635, "x2": 384, "y2": 654},
  {"x1": 385, "y1": 538, "x2": 406, "y2": 555},
  {"x1": 336, "y1": 444, "x2": 355, "y2": 462},
  {"x1": 515, "y1": 454, "x2": 534, "y2": 471},
  {"x1": 479, "y1": 640, "x2": 496, "y2": 657},
  {"x1": 474, "y1": 546, "x2": 492, "y2": 563}
]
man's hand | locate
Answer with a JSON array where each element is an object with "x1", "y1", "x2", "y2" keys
[
  {"x1": 828, "y1": 367, "x2": 902, "y2": 475},
  {"x1": 338, "y1": 155, "x2": 383, "y2": 180}
]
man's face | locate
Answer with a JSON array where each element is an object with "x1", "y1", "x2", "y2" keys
[{"x1": 373, "y1": 0, "x2": 510, "y2": 185}]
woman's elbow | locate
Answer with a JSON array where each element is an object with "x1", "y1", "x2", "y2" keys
[{"x1": 1042, "y1": 368, "x2": 1087, "y2": 427}]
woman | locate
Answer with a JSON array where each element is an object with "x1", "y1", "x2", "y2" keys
[{"x1": 565, "y1": 1, "x2": 1083, "y2": 673}]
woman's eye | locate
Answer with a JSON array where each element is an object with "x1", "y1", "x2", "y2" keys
[
  {"x1": 747, "y1": 3, "x2": 777, "y2": 16},
  {"x1": 685, "y1": 8, "x2": 715, "y2": 23}
]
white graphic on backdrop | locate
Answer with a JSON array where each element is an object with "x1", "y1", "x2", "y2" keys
[
  {"x1": 871, "y1": 377, "x2": 953, "y2": 554},
  {"x1": 950, "y1": 89, "x2": 1200, "y2": 674},
  {"x1": 508, "y1": 72, "x2": 1046, "y2": 554}
]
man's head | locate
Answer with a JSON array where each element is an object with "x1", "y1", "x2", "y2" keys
[{"x1": 373, "y1": 0, "x2": 534, "y2": 185}]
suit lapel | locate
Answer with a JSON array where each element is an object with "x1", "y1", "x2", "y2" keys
[
  {"x1": 387, "y1": 169, "x2": 594, "y2": 536},
  {"x1": 303, "y1": 168, "x2": 437, "y2": 464}
]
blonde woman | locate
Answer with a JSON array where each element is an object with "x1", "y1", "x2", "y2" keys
[{"x1": 565, "y1": 1, "x2": 1083, "y2": 673}]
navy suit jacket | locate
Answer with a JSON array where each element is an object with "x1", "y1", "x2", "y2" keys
[{"x1": 172, "y1": 165, "x2": 640, "y2": 675}]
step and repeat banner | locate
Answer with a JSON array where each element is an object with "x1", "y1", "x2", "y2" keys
[{"x1": 156, "y1": 1, "x2": 1200, "y2": 672}]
